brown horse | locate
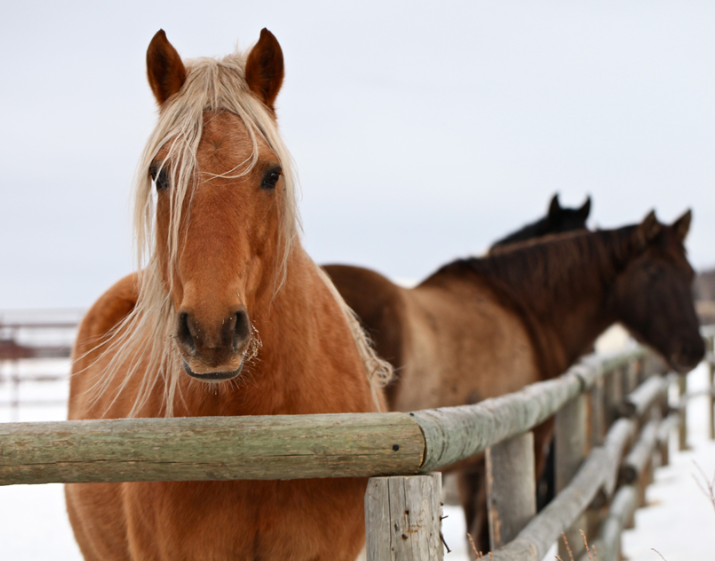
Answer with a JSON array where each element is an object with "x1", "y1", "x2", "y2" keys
[
  {"x1": 489, "y1": 193, "x2": 591, "y2": 252},
  {"x1": 324, "y1": 209, "x2": 703, "y2": 552},
  {"x1": 65, "y1": 30, "x2": 390, "y2": 561}
]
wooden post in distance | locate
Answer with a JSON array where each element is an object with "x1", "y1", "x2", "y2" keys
[{"x1": 486, "y1": 431, "x2": 537, "y2": 550}]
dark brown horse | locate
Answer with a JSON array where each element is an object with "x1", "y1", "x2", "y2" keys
[
  {"x1": 490, "y1": 193, "x2": 591, "y2": 252},
  {"x1": 324, "y1": 210, "x2": 703, "y2": 552}
]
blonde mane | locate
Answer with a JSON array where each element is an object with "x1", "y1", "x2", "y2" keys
[{"x1": 82, "y1": 48, "x2": 391, "y2": 416}]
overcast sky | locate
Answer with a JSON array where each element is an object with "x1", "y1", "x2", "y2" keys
[{"x1": 1, "y1": 1, "x2": 713, "y2": 309}]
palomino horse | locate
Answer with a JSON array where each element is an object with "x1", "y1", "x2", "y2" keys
[
  {"x1": 490, "y1": 193, "x2": 591, "y2": 251},
  {"x1": 324, "y1": 210, "x2": 703, "y2": 552},
  {"x1": 65, "y1": 30, "x2": 390, "y2": 561}
]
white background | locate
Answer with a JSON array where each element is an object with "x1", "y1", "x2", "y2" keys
[{"x1": 1, "y1": 1, "x2": 714, "y2": 309}]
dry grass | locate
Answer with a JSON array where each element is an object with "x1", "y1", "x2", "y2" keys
[
  {"x1": 467, "y1": 533, "x2": 493, "y2": 560},
  {"x1": 553, "y1": 531, "x2": 597, "y2": 561},
  {"x1": 466, "y1": 529, "x2": 598, "y2": 561},
  {"x1": 692, "y1": 460, "x2": 715, "y2": 515},
  {"x1": 462, "y1": 460, "x2": 715, "y2": 561}
]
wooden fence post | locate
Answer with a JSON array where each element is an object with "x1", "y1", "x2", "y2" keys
[
  {"x1": 604, "y1": 366, "x2": 623, "y2": 428},
  {"x1": 365, "y1": 473, "x2": 443, "y2": 561},
  {"x1": 486, "y1": 431, "x2": 536, "y2": 550},
  {"x1": 678, "y1": 374, "x2": 688, "y2": 451},
  {"x1": 708, "y1": 335, "x2": 715, "y2": 441},
  {"x1": 589, "y1": 378, "x2": 606, "y2": 448},
  {"x1": 556, "y1": 394, "x2": 588, "y2": 559},
  {"x1": 586, "y1": 381, "x2": 605, "y2": 540}
]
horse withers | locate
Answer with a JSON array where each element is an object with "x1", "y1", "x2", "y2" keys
[
  {"x1": 65, "y1": 30, "x2": 390, "y2": 561},
  {"x1": 324, "y1": 209, "x2": 703, "y2": 554}
]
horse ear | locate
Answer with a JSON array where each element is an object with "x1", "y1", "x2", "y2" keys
[
  {"x1": 672, "y1": 209, "x2": 692, "y2": 242},
  {"x1": 578, "y1": 196, "x2": 591, "y2": 220},
  {"x1": 245, "y1": 28, "x2": 284, "y2": 111},
  {"x1": 635, "y1": 210, "x2": 662, "y2": 250},
  {"x1": 548, "y1": 194, "x2": 561, "y2": 219},
  {"x1": 146, "y1": 30, "x2": 187, "y2": 106}
]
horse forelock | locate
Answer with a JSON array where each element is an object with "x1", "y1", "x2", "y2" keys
[
  {"x1": 82, "y1": 48, "x2": 389, "y2": 416},
  {"x1": 134, "y1": 51, "x2": 301, "y2": 279}
]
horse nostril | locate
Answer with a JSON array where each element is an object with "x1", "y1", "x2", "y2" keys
[
  {"x1": 177, "y1": 312, "x2": 196, "y2": 353},
  {"x1": 233, "y1": 309, "x2": 251, "y2": 350},
  {"x1": 673, "y1": 338, "x2": 706, "y2": 367}
]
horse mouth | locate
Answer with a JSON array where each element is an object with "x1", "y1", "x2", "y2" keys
[
  {"x1": 670, "y1": 359, "x2": 699, "y2": 375},
  {"x1": 182, "y1": 359, "x2": 244, "y2": 382}
]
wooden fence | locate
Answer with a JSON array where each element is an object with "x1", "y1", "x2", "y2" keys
[
  {"x1": 0, "y1": 311, "x2": 78, "y2": 419},
  {"x1": 1, "y1": 329, "x2": 714, "y2": 561}
]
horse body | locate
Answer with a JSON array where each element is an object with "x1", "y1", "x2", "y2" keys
[
  {"x1": 66, "y1": 30, "x2": 386, "y2": 561},
  {"x1": 67, "y1": 258, "x2": 371, "y2": 561},
  {"x1": 387, "y1": 274, "x2": 540, "y2": 412},
  {"x1": 324, "y1": 210, "x2": 703, "y2": 552}
]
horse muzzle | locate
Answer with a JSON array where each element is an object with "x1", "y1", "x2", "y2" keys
[
  {"x1": 175, "y1": 306, "x2": 253, "y2": 382},
  {"x1": 669, "y1": 338, "x2": 706, "y2": 374},
  {"x1": 182, "y1": 358, "x2": 245, "y2": 382}
]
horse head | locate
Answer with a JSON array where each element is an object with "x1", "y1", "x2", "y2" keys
[
  {"x1": 141, "y1": 29, "x2": 295, "y2": 382},
  {"x1": 614, "y1": 209, "x2": 704, "y2": 373},
  {"x1": 546, "y1": 193, "x2": 591, "y2": 234}
]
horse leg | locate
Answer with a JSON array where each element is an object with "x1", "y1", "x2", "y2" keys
[
  {"x1": 65, "y1": 483, "x2": 130, "y2": 561},
  {"x1": 532, "y1": 418, "x2": 556, "y2": 509},
  {"x1": 457, "y1": 458, "x2": 490, "y2": 558}
]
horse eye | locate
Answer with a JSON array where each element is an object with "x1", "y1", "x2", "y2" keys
[
  {"x1": 151, "y1": 167, "x2": 170, "y2": 191},
  {"x1": 261, "y1": 169, "x2": 281, "y2": 190}
]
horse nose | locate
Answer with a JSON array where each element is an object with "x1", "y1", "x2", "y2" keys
[
  {"x1": 671, "y1": 337, "x2": 705, "y2": 372},
  {"x1": 176, "y1": 307, "x2": 251, "y2": 361}
]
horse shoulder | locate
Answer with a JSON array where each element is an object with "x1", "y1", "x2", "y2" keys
[
  {"x1": 395, "y1": 277, "x2": 539, "y2": 410},
  {"x1": 323, "y1": 264, "x2": 409, "y2": 366}
]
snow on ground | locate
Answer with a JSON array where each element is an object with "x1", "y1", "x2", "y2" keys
[
  {"x1": 0, "y1": 358, "x2": 82, "y2": 560},
  {"x1": 1, "y1": 356, "x2": 714, "y2": 560},
  {"x1": 622, "y1": 362, "x2": 715, "y2": 561}
]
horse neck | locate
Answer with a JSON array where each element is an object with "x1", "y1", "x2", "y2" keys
[
  {"x1": 457, "y1": 231, "x2": 630, "y2": 377},
  {"x1": 178, "y1": 245, "x2": 373, "y2": 417}
]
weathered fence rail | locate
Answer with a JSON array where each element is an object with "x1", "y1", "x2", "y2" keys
[
  {"x1": 1, "y1": 329, "x2": 714, "y2": 561},
  {"x1": 0, "y1": 348, "x2": 643, "y2": 486}
]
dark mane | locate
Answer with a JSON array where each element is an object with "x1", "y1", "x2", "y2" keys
[{"x1": 439, "y1": 228, "x2": 636, "y2": 308}]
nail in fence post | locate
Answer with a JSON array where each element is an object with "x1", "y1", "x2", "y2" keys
[
  {"x1": 485, "y1": 431, "x2": 536, "y2": 550},
  {"x1": 556, "y1": 394, "x2": 588, "y2": 559},
  {"x1": 365, "y1": 473, "x2": 443, "y2": 561}
]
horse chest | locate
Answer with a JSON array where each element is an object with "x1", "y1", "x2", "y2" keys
[{"x1": 124, "y1": 479, "x2": 366, "y2": 561}]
